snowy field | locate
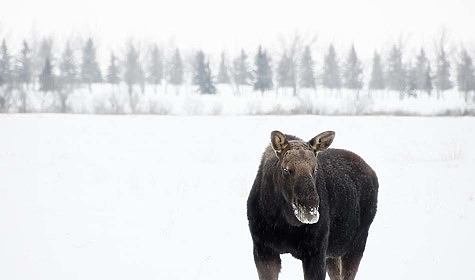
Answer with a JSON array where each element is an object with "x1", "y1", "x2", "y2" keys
[
  {"x1": 0, "y1": 114, "x2": 474, "y2": 280},
  {"x1": 2, "y1": 84, "x2": 475, "y2": 116}
]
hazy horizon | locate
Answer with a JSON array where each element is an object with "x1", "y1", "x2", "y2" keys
[{"x1": 1, "y1": 0, "x2": 474, "y2": 63}]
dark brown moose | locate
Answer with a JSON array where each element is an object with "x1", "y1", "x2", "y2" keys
[{"x1": 247, "y1": 130, "x2": 378, "y2": 280}]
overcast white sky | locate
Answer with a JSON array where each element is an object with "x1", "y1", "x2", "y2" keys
[{"x1": 0, "y1": 0, "x2": 474, "y2": 61}]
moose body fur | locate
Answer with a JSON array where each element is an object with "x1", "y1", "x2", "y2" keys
[{"x1": 247, "y1": 132, "x2": 378, "y2": 280}]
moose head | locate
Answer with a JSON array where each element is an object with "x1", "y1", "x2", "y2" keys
[{"x1": 270, "y1": 130, "x2": 335, "y2": 226}]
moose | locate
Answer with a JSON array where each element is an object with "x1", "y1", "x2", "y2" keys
[{"x1": 247, "y1": 130, "x2": 378, "y2": 280}]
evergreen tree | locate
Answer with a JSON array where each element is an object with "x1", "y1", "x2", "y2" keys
[
  {"x1": 414, "y1": 48, "x2": 432, "y2": 93},
  {"x1": 202, "y1": 61, "x2": 215, "y2": 94},
  {"x1": 405, "y1": 64, "x2": 418, "y2": 94},
  {"x1": 80, "y1": 38, "x2": 102, "y2": 91},
  {"x1": 299, "y1": 46, "x2": 316, "y2": 89},
  {"x1": 123, "y1": 44, "x2": 143, "y2": 94},
  {"x1": 342, "y1": 45, "x2": 363, "y2": 90},
  {"x1": 147, "y1": 44, "x2": 163, "y2": 88},
  {"x1": 39, "y1": 57, "x2": 55, "y2": 92},
  {"x1": 56, "y1": 44, "x2": 77, "y2": 113},
  {"x1": 321, "y1": 44, "x2": 341, "y2": 89},
  {"x1": 193, "y1": 50, "x2": 216, "y2": 94},
  {"x1": 106, "y1": 52, "x2": 120, "y2": 85},
  {"x1": 192, "y1": 51, "x2": 204, "y2": 85},
  {"x1": 457, "y1": 49, "x2": 475, "y2": 98},
  {"x1": 59, "y1": 42, "x2": 77, "y2": 88},
  {"x1": 0, "y1": 39, "x2": 12, "y2": 111},
  {"x1": 435, "y1": 46, "x2": 452, "y2": 94},
  {"x1": 138, "y1": 62, "x2": 145, "y2": 94},
  {"x1": 232, "y1": 49, "x2": 252, "y2": 86},
  {"x1": 36, "y1": 37, "x2": 53, "y2": 78},
  {"x1": 277, "y1": 53, "x2": 293, "y2": 88},
  {"x1": 16, "y1": 40, "x2": 32, "y2": 87},
  {"x1": 386, "y1": 45, "x2": 406, "y2": 92},
  {"x1": 425, "y1": 64, "x2": 433, "y2": 94},
  {"x1": 369, "y1": 51, "x2": 385, "y2": 90},
  {"x1": 253, "y1": 46, "x2": 273, "y2": 93},
  {"x1": 168, "y1": 48, "x2": 184, "y2": 85},
  {"x1": 217, "y1": 52, "x2": 230, "y2": 84},
  {"x1": 14, "y1": 40, "x2": 33, "y2": 112},
  {"x1": 0, "y1": 39, "x2": 12, "y2": 87}
]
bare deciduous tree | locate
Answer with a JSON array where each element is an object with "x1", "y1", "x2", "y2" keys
[{"x1": 277, "y1": 31, "x2": 317, "y2": 95}]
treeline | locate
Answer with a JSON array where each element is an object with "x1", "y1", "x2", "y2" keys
[{"x1": 1, "y1": 35, "x2": 475, "y2": 113}]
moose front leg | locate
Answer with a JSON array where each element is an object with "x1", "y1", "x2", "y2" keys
[
  {"x1": 302, "y1": 251, "x2": 326, "y2": 280},
  {"x1": 253, "y1": 244, "x2": 281, "y2": 280}
]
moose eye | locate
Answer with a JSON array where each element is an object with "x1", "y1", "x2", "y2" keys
[{"x1": 283, "y1": 167, "x2": 291, "y2": 175}]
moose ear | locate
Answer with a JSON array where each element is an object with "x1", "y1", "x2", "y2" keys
[
  {"x1": 271, "y1": 131, "x2": 289, "y2": 156},
  {"x1": 309, "y1": 131, "x2": 335, "y2": 153}
]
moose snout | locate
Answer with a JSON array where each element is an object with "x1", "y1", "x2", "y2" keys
[
  {"x1": 294, "y1": 178, "x2": 319, "y2": 206},
  {"x1": 292, "y1": 179, "x2": 320, "y2": 224}
]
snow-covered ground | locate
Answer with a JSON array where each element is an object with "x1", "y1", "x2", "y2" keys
[
  {"x1": 2, "y1": 84, "x2": 475, "y2": 116},
  {"x1": 0, "y1": 114, "x2": 474, "y2": 280}
]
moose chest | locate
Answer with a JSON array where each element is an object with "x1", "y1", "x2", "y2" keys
[{"x1": 257, "y1": 214, "x2": 329, "y2": 259}]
